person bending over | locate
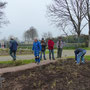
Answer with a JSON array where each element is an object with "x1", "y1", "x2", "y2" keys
[{"x1": 74, "y1": 48, "x2": 86, "y2": 64}]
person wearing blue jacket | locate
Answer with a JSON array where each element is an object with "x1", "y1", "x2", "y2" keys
[
  {"x1": 9, "y1": 37, "x2": 18, "y2": 61},
  {"x1": 74, "y1": 48, "x2": 86, "y2": 64},
  {"x1": 32, "y1": 37, "x2": 41, "y2": 64}
]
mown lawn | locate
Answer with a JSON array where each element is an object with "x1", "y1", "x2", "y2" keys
[
  {"x1": 63, "y1": 47, "x2": 90, "y2": 50},
  {"x1": 83, "y1": 48, "x2": 90, "y2": 50},
  {"x1": 85, "y1": 55, "x2": 90, "y2": 60},
  {"x1": 67, "y1": 55, "x2": 90, "y2": 61},
  {"x1": 0, "y1": 55, "x2": 89, "y2": 68},
  {"x1": 0, "y1": 59, "x2": 35, "y2": 68}
]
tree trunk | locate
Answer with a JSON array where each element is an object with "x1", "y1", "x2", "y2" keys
[
  {"x1": 88, "y1": 19, "x2": 90, "y2": 47},
  {"x1": 88, "y1": 35, "x2": 90, "y2": 47},
  {"x1": 77, "y1": 27, "x2": 81, "y2": 48},
  {"x1": 77, "y1": 36, "x2": 80, "y2": 48}
]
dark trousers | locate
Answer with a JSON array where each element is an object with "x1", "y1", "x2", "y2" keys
[
  {"x1": 49, "y1": 50, "x2": 55, "y2": 60},
  {"x1": 57, "y1": 48, "x2": 63, "y2": 58},
  {"x1": 40, "y1": 51, "x2": 46, "y2": 60},
  {"x1": 10, "y1": 50, "x2": 16, "y2": 60}
]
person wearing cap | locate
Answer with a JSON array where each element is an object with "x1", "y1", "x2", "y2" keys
[
  {"x1": 74, "y1": 48, "x2": 86, "y2": 65},
  {"x1": 32, "y1": 37, "x2": 41, "y2": 64},
  {"x1": 56, "y1": 37, "x2": 64, "y2": 58},
  {"x1": 9, "y1": 37, "x2": 18, "y2": 61},
  {"x1": 40, "y1": 38, "x2": 47, "y2": 60},
  {"x1": 48, "y1": 38, "x2": 55, "y2": 60}
]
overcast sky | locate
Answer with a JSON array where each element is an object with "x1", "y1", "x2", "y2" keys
[
  {"x1": 0, "y1": 0, "x2": 61, "y2": 40},
  {"x1": 0, "y1": 0, "x2": 88, "y2": 40}
]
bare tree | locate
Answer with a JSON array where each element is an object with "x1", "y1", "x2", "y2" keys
[
  {"x1": 24, "y1": 26, "x2": 38, "y2": 42},
  {"x1": 47, "y1": 0, "x2": 86, "y2": 40},
  {"x1": 29, "y1": 27, "x2": 38, "y2": 40},
  {"x1": 23, "y1": 31, "x2": 28, "y2": 42},
  {"x1": 42, "y1": 32, "x2": 48, "y2": 40},
  {"x1": 83, "y1": 0, "x2": 90, "y2": 47},
  {"x1": 42, "y1": 32, "x2": 53, "y2": 39},
  {"x1": 48, "y1": 32, "x2": 53, "y2": 38},
  {"x1": 0, "y1": 1, "x2": 7, "y2": 27}
]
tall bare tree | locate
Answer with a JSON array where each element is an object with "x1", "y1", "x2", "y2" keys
[
  {"x1": 83, "y1": 0, "x2": 90, "y2": 47},
  {"x1": 23, "y1": 31, "x2": 28, "y2": 42},
  {"x1": 0, "y1": 1, "x2": 7, "y2": 27},
  {"x1": 42, "y1": 32, "x2": 53, "y2": 39},
  {"x1": 29, "y1": 27, "x2": 38, "y2": 40},
  {"x1": 42, "y1": 32, "x2": 48, "y2": 40},
  {"x1": 47, "y1": 0, "x2": 86, "y2": 40},
  {"x1": 48, "y1": 31, "x2": 53, "y2": 38},
  {"x1": 24, "y1": 26, "x2": 38, "y2": 42}
]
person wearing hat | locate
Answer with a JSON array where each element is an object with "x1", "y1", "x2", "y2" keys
[
  {"x1": 9, "y1": 37, "x2": 18, "y2": 61},
  {"x1": 48, "y1": 38, "x2": 55, "y2": 60},
  {"x1": 56, "y1": 37, "x2": 64, "y2": 58},
  {"x1": 32, "y1": 37, "x2": 41, "y2": 64},
  {"x1": 74, "y1": 48, "x2": 86, "y2": 65},
  {"x1": 40, "y1": 38, "x2": 47, "y2": 60}
]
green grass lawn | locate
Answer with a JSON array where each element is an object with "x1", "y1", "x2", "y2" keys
[
  {"x1": 0, "y1": 59, "x2": 35, "y2": 68},
  {"x1": 63, "y1": 48, "x2": 90, "y2": 50},
  {"x1": 0, "y1": 55, "x2": 89, "y2": 68},
  {"x1": 85, "y1": 56, "x2": 90, "y2": 60},
  {"x1": 82, "y1": 48, "x2": 90, "y2": 50},
  {"x1": 67, "y1": 55, "x2": 90, "y2": 61}
]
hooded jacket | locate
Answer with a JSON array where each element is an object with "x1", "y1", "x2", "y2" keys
[
  {"x1": 74, "y1": 48, "x2": 86, "y2": 54},
  {"x1": 10, "y1": 40, "x2": 18, "y2": 51},
  {"x1": 32, "y1": 41, "x2": 41, "y2": 52},
  {"x1": 48, "y1": 40, "x2": 54, "y2": 50},
  {"x1": 41, "y1": 40, "x2": 47, "y2": 51}
]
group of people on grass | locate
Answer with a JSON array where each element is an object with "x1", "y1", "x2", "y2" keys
[
  {"x1": 32, "y1": 37, "x2": 64, "y2": 64},
  {"x1": 9, "y1": 37, "x2": 87, "y2": 65},
  {"x1": 32, "y1": 37, "x2": 87, "y2": 65}
]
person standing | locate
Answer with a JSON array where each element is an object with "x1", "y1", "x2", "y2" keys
[
  {"x1": 9, "y1": 37, "x2": 18, "y2": 61},
  {"x1": 40, "y1": 38, "x2": 47, "y2": 60},
  {"x1": 32, "y1": 37, "x2": 41, "y2": 64},
  {"x1": 48, "y1": 38, "x2": 55, "y2": 60},
  {"x1": 74, "y1": 48, "x2": 86, "y2": 65},
  {"x1": 56, "y1": 37, "x2": 64, "y2": 58}
]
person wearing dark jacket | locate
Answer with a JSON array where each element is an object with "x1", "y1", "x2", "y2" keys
[
  {"x1": 40, "y1": 38, "x2": 47, "y2": 60},
  {"x1": 74, "y1": 48, "x2": 86, "y2": 64},
  {"x1": 48, "y1": 38, "x2": 55, "y2": 60},
  {"x1": 9, "y1": 37, "x2": 18, "y2": 61}
]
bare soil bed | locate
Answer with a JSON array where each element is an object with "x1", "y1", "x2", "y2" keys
[{"x1": 1, "y1": 59, "x2": 90, "y2": 90}]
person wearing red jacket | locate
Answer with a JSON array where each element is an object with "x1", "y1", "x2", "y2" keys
[{"x1": 48, "y1": 38, "x2": 55, "y2": 60}]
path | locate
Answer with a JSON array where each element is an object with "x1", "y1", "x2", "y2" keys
[
  {"x1": 0, "y1": 59, "x2": 58, "y2": 75},
  {"x1": 0, "y1": 50, "x2": 90, "y2": 75},
  {"x1": 0, "y1": 50, "x2": 89, "y2": 61}
]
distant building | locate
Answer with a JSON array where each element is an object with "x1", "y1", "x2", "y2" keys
[
  {"x1": 0, "y1": 40, "x2": 6, "y2": 48},
  {"x1": 24, "y1": 40, "x2": 33, "y2": 44}
]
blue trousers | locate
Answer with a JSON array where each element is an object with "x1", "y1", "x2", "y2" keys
[
  {"x1": 34, "y1": 51, "x2": 40, "y2": 63},
  {"x1": 49, "y1": 50, "x2": 55, "y2": 59},
  {"x1": 76, "y1": 50, "x2": 86, "y2": 64}
]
